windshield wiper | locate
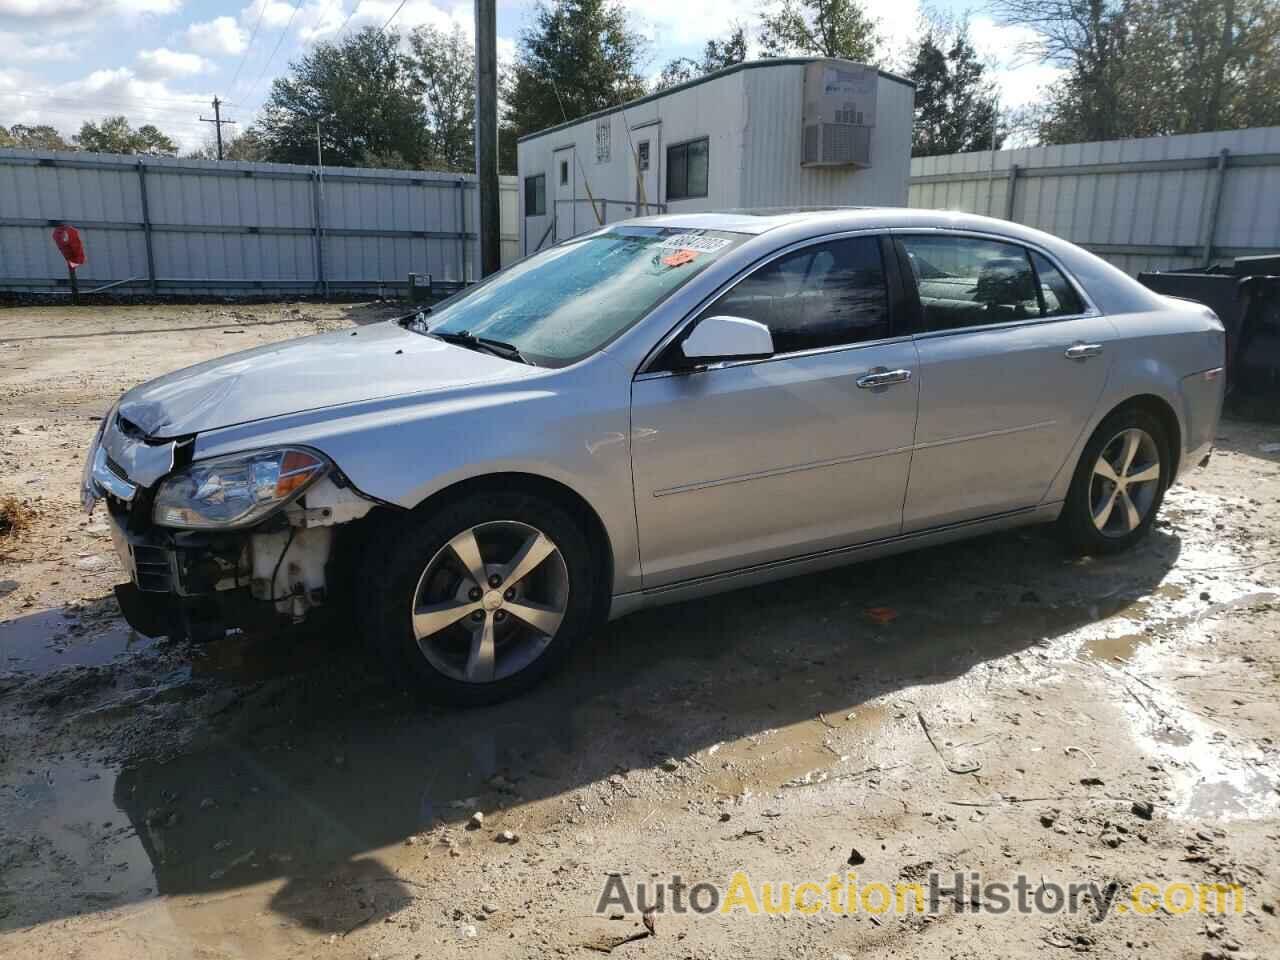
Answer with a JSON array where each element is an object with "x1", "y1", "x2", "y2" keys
[{"x1": 429, "y1": 329, "x2": 532, "y2": 365}]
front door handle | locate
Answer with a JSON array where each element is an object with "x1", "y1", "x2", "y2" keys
[
  {"x1": 856, "y1": 368, "x2": 912, "y2": 389},
  {"x1": 1065, "y1": 342, "x2": 1103, "y2": 360}
]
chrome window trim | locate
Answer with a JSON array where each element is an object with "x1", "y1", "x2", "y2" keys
[
  {"x1": 889, "y1": 227, "x2": 1101, "y2": 339},
  {"x1": 635, "y1": 227, "x2": 897, "y2": 378}
]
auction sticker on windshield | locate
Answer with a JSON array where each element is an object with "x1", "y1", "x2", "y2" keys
[{"x1": 658, "y1": 234, "x2": 733, "y2": 254}]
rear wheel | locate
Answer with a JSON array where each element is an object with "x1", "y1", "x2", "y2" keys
[
  {"x1": 362, "y1": 492, "x2": 597, "y2": 705},
  {"x1": 1059, "y1": 407, "x2": 1170, "y2": 554}
]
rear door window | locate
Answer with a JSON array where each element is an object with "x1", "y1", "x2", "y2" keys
[
  {"x1": 898, "y1": 235, "x2": 1041, "y2": 331},
  {"x1": 1030, "y1": 251, "x2": 1086, "y2": 317}
]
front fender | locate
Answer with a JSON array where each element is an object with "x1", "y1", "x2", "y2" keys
[{"x1": 191, "y1": 354, "x2": 643, "y2": 594}]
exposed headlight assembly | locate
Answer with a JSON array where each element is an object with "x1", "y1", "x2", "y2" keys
[{"x1": 152, "y1": 448, "x2": 329, "y2": 529}]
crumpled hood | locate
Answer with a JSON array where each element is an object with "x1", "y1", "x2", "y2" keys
[{"x1": 118, "y1": 321, "x2": 530, "y2": 438}]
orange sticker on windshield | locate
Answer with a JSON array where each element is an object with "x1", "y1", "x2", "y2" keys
[{"x1": 661, "y1": 249, "x2": 698, "y2": 267}]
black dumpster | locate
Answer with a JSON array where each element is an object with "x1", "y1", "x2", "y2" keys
[{"x1": 1138, "y1": 258, "x2": 1280, "y2": 421}]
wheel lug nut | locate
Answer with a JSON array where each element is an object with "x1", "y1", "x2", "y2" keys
[
  {"x1": 471, "y1": 610, "x2": 484, "y2": 622},
  {"x1": 488, "y1": 574, "x2": 502, "y2": 587},
  {"x1": 494, "y1": 610, "x2": 506, "y2": 622},
  {"x1": 468, "y1": 587, "x2": 482, "y2": 601},
  {"x1": 504, "y1": 588, "x2": 515, "y2": 600}
]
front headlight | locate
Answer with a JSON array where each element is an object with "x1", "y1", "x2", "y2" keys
[
  {"x1": 152, "y1": 448, "x2": 329, "y2": 529},
  {"x1": 81, "y1": 403, "x2": 117, "y2": 514}
]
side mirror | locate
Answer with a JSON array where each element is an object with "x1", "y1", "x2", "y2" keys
[{"x1": 680, "y1": 315, "x2": 774, "y2": 365}]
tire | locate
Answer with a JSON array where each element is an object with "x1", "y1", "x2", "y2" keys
[
  {"x1": 360, "y1": 490, "x2": 598, "y2": 706},
  {"x1": 1058, "y1": 406, "x2": 1171, "y2": 555}
]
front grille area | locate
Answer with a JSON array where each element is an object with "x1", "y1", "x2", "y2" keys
[{"x1": 132, "y1": 544, "x2": 173, "y2": 592}]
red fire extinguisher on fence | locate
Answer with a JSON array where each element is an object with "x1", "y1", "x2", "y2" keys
[{"x1": 51, "y1": 225, "x2": 87, "y2": 303}]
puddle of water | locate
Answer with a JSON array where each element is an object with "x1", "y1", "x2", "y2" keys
[
  {"x1": 1082, "y1": 630, "x2": 1150, "y2": 662},
  {"x1": 1139, "y1": 708, "x2": 1280, "y2": 822},
  {"x1": 1112, "y1": 590, "x2": 1280, "y2": 822},
  {"x1": 0, "y1": 609, "x2": 159, "y2": 678},
  {"x1": 0, "y1": 759, "x2": 157, "y2": 927},
  {"x1": 189, "y1": 628, "x2": 338, "y2": 682},
  {"x1": 1182, "y1": 771, "x2": 1277, "y2": 820}
]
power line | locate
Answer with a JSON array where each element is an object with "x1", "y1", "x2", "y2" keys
[
  {"x1": 2, "y1": 88, "x2": 236, "y2": 112},
  {"x1": 229, "y1": 0, "x2": 271, "y2": 99},
  {"x1": 2, "y1": 100, "x2": 218, "y2": 126},
  {"x1": 333, "y1": 0, "x2": 365, "y2": 39},
  {"x1": 238, "y1": 0, "x2": 306, "y2": 111},
  {"x1": 380, "y1": 0, "x2": 410, "y2": 32}
]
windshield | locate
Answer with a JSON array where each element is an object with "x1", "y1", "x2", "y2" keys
[{"x1": 421, "y1": 226, "x2": 748, "y2": 366}]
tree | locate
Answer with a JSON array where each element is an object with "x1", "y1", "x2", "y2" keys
[
  {"x1": 907, "y1": 18, "x2": 1002, "y2": 156},
  {"x1": 758, "y1": 0, "x2": 880, "y2": 62},
  {"x1": 0, "y1": 124, "x2": 73, "y2": 151},
  {"x1": 409, "y1": 24, "x2": 477, "y2": 172},
  {"x1": 74, "y1": 116, "x2": 177, "y2": 155},
  {"x1": 256, "y1": 26, "x2": 429, "y2": 167},
  {"x1": 185, "y1": 129, "x2": 268, "y2": 162},
  {"x1": 507, "y1": 0, "x2": 649, "y2": 138},
  {"x1": 993, "y1": 0, "x2": 1136, "y2": 143},
  {"x1": 1145, "y1": 0, "x2": 1280, "y2": 131},
  {"x1": 655, "y1": 23, "x2": 749, "y2": 91},
  {"x1": 995, "y1": 0, "x2": 1280, "y2": 143}
]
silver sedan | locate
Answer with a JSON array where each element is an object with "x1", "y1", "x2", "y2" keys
[{"x1": 84, "y1": 209, "x2": 1226, "y2": 703}]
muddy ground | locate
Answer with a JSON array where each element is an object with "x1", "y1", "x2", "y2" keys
[{"x1": 1, "y1": 303, "x2": 1278, "y2": 959}]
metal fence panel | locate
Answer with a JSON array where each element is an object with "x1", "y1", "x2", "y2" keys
[
  {"x1": 0, "y1": 148, "x2": 519, "y2": 297},
  {"x1": 908, "y1": 126, "x2": 1280, "y2": 275}
]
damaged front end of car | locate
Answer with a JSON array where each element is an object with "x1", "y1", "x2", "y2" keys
[{"x1": 83, "y1": 407, "x2": 379, "y2": 642}]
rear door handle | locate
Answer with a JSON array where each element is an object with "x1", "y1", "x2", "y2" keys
[
  {"x1": 856, "y1": 368, "x2": 912, "y2": 389},
  {"x1": 1065, "y1": 342, "x2": 1103, "y2": 360}
]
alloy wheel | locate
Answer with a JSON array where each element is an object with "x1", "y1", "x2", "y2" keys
[
  {"x1": 1090, "y1": 427, "x2": 1161, "y2": 537},
  {"x1": 411, "y1": 521, "x2": 570, "y2": 683}
]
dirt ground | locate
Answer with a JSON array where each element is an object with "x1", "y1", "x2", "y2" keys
[{"x1": 1, "y1": 302, "x2": 1278, "y2": 959}]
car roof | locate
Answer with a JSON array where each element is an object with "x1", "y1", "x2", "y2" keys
[
  {"x1": 623, "y1": 207, "x2": 1038, "y2": 238},
  {"x1": 617, "y1": 207, "x2": 1170, "y2": 317}
]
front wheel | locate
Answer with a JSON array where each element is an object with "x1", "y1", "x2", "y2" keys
[
  {"x1": 362, "y1": 491, "x2": 598, "y2": 705},
  {"x1": 1058, "y1": 407, "x2": 1170, "y2": 554}
]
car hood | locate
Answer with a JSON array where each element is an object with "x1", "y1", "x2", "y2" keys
[{"x1": 117, "y1": 321, "x2": 531, "y2": 439}]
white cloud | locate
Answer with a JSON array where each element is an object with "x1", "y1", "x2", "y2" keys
[
  {"x1": 239, "y1": 0, "x2": 305, "y2": 31},
  {"x1": 308, "y1": 0, "x2": 471, "y2": 38},
  {"x1": 136, "y1": 47, "x2": 213, "y2": 78},
  {"x1": 0, "y1": 30, "x2": 78, "y2": 61},
  {"x1": 0, "y1": 0, "x2": 180, "y2": 16},
  {"x1": 186, "y1": 16, "x2": 248, "y2": 56},
  {"x1": 620, "y1": 0, "x2": 755, "y2": 48},
  {"x1": 0, "y1": 66, "x2": 217, "y2": 150},
  {"x1": 968, "y1": 16, "x2": 1065, "y2": 110}
]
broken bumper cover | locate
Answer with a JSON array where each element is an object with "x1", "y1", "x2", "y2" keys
[
  {"x1": 106, "y1": 510, "x2": 283, "y2": 640},
  {"x1": 85, "y1": 409, "x2": 378, "y2": 641}
]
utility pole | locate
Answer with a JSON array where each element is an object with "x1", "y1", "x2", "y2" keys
[
  {"x1": 199, "y1": 97, "x2": 237, "y2": 160},
  {"x1": 474, "y1": 0, "x2": 500, "y2": 277}
]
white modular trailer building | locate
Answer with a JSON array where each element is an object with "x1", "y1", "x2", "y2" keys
[{"x1": 515, "y1": 57, "x2": 915, "y2": 254}]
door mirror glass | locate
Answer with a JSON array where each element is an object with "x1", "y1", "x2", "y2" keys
[{"x1": 680, "y1": 315, "x2": 774, "y2": 363}]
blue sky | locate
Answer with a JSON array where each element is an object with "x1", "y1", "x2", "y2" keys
[{"x1": 0, "y1": 0, "x2": 1058, "y2": 152}]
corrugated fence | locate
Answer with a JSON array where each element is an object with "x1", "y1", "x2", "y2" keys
[
  {"x1": 0, "y1": 148, "x2": 519, "y2": 297},
  {"x1": 909, "y1": 126, "x2": 1280, "y2": 276}
]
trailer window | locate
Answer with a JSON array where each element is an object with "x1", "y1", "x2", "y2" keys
[
  {"x1": 524, "y1": 174, "x2": 546, "y2": 217},
  {"x1": 667, "y1": 138, "x2": 708, "y2": 201}
]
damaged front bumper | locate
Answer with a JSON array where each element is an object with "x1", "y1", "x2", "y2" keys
[{"x1": 86, "y1": 411, "x2": 375, "y2": 641}]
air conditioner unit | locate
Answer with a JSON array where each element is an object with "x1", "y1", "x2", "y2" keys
[{"x1": 801, "y1": 60, "x2": 876, "y2": 168}]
